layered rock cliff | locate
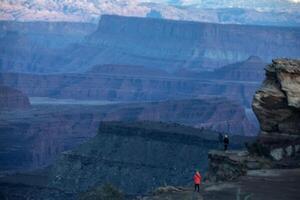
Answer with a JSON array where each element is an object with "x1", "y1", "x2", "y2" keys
[
  {"x1": 0, "y1": 85, "x2": 31, "y2": 110},
  {"x1": 252, "y1": 59, "x2": 300, "y2": 160},
  {"x1": 101, "y1": 99, "x2": 257, "y2": 136},
  {"x1": 0, "y1": 21, "x2": 96, "y2": 72},
  {"x1": 76, "y1": 15, "x2": 300, "y2": 72},
  {"x1": 1, "y1": 71, "x2": 260, "y2": 107},
  {"x1": 0, "y1": 98, "x2": 255, "y2": 172},
  {"x1": 1, "y1": 16, "x2": 300, "y2": 73},
  {"x1": 49, "y1": 121, "x2": 249, "y2": 194}
]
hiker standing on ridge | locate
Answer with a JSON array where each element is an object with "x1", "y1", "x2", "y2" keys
[
  {"x1": 224, "y1": 134, "x2": 229, "y2": 151},
  {"x1": 193, "y1": 171, "x2": 201, "y2": 192}
]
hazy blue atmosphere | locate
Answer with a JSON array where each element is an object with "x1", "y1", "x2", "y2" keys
[{"x1": 0, "y1": 1, "x2": 299, "y2": 199}]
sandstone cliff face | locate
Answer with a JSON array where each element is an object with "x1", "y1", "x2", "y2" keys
[
  {"x1": 0, "y1": 85, "x2": 31, "y2": 110},
  {"x1": 252, "y1": 59, "x2": 300, "y2": 160}
]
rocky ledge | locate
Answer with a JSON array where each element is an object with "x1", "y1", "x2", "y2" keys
[{"x1": 205, "y1": 150, "x2": 272, "y2": 182}]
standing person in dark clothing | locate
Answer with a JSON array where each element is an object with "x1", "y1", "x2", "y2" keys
[
  {"x1": 224, "y1": 134, "x2": 229, "y2": 151},
  {"x1": 193, "y1": 171, "x2": 201, "y2": 192}
]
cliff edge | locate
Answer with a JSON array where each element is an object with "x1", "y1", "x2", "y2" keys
[{"x1": 206, "y1": 59, "x2": 300, "y2": 183}]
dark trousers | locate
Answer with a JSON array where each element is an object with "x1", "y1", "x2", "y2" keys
[
  {"x1": 194, "y1": 184, "x2": 200, "y2": 192},
  {"x1": 224, "y1": 144, "x2": 228, "y2": 151}
]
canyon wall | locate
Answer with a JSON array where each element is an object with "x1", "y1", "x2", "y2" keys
[
  {"x1": 1, "y1": 71, "x2": 260, "y2": 107},
  {"x1": 0, "y1": 85, "x2": 31, "y2": 110},
  {"x1": 74, "y1": 15, "x2": 300, "y2": 72},
  {"x1": 0, "y1": 21, "x2": 96, "y2": 72},
  {"x1": 0, "y1": 98, "x2": 255, "y2": 172},
  {"x1": 1, "y1": 16, "x2": 299, "y2": 73}
]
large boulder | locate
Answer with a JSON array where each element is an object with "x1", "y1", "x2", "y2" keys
[{"x1": 252, "y1": 59, "x2": 300, "y2": 160}]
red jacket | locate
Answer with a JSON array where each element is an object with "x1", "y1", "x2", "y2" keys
[{"x1": 194, "y1": 172, "x2": 201, "y2": 184}]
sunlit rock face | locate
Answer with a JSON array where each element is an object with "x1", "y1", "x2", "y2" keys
[
  {"x1": 0, "y1": 85, "x2": 31, "y2": 110},
  {"x1": 252, "y1": 59, "x2": 300, "y2": 160}
]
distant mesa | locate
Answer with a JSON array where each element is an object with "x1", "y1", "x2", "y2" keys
[
  {"x1": 83, "y1": 15, "x2": 300, "y2": 72},
  {"x1": 1, "y1": 15, "x2": 299, "y2": 73}
]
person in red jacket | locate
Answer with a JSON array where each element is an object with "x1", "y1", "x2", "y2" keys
[{"x1": 193, "y1": 171, "x2": 201, "y2": 192}]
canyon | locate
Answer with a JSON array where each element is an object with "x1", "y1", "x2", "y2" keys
[
  {"x1": 0, "y1": 9, "x2": 299, "y2": 200},
  {"x1": 56, "y1": 15, "x2": 300, "y2": 72},
  {"x1": 0, "y1": 55, "x2": 267, "y2": 109},
  {"x1": 48, "y1": 121, "x2": 250, "y2": 195},
  {"x1": 0, "y1": 15, "x2": 299, "y2": 73},
  {"x1": 0, "y1": 21, "x2": 96, "y2": 72},
  {"x1": 0, "y1": 98, "x2": 255, "y2": 173},
  {"x1": 0, "y1": 70, "x2": 260, "y2": 107}
]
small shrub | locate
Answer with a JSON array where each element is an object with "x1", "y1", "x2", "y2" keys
[{"x1": 79, "y1": 183, "x2": 124, "y2": 200}]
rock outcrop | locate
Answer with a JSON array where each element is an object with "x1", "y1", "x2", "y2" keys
[
  {"x1": 252, "y1": 59, "x2": 300, "y2": 160},
  {"x1": 205, "y1": 150, "x2": 271, "y2": 182},
  {"x1": 0, "y1": 85, "x2": 31, "y2": 110},
  {"x1": 206, "y1": 59, "x2": 300, "y2": 183},
  {"x1": 48, "y1": 121, "x2": 249, "y2": 194}
]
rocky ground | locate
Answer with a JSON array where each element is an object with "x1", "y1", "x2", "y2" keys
[{"x1": 141, "y1": 168, "x2": 300, "y2": 200}]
